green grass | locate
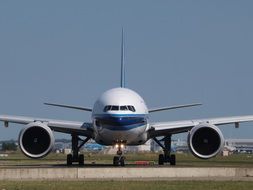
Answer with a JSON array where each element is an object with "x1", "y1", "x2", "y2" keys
[
  {"x1": 0, "y1": 181, "x2": 253, "y2": 190},
  {"x1": 0, "y1": 151, "x2": 253, "y2": 167}
]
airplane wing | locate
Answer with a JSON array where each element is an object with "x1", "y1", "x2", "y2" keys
[
  {"x1": 0, "y1": 115, "x2": 93, "y2": 137},
  {"x1": 149, "y1": 115, "x2": 253, "y2": 138},
  {"x1": 44, "y1": 103, "x2": 92, "y2": 112},
  {"x1": 149, "y1": 103, "x2": 202, "y2": 113}
]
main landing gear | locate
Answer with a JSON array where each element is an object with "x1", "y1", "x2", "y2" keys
[
  {"x1": 67, "y1": 134, "x2": 90, "y2": 166},
  {"x1": 153, "y1": 135, "x2": 176, "y2": 166},
  {"x1": 113, "y1": 143, "x2": 125, "y2": 166}
]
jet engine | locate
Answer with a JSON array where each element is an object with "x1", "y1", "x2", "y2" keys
[
  {"x1": 188, "y1": 123, "x2": 224, "y2": 159},
  {"x1": 19, "y1": 122, "x2": 55, "y2": 158}
]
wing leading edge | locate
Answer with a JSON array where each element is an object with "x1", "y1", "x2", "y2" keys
[
  {"x1": 149, "y1": 115, "x2": 253, "y2": 138},
  {"x1": 0, "y1": 115, "x2": 93, "y2": 137}
]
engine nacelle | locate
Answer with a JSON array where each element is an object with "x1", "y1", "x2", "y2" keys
[
  {"x1": 19, "y1": 122, "x2": 55, "y2": 159},
  {"x1": 188, "y1": 123, "x2": 224, "y2": 159}
]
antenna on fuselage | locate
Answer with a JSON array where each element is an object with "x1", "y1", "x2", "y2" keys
[{"x1": 120, "y1": 28, "x2": 125, "y2": 88}]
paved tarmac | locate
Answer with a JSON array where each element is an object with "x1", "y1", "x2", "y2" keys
[{"x1": 0, "y1": 165, "x2": 253, "y2": 181}]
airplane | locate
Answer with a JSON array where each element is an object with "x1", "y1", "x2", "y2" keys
[{"x1": 1, "y1": 30, "x2": 253, "y2": 166}]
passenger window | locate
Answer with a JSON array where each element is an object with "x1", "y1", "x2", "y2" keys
[
  {"x1": 120, "y1": 106, "x2": 128, "y2": 111},
  {"x1": 111, "y1": 106, "x2": 119, "y2": 111}
]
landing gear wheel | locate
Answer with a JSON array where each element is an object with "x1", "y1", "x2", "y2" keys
[
  {"x1": 113, "y1": 156, "x2": 119, "y2": 166},
  {"x1": 170, "y1": 154, "x2": 176, "y2": 165},
  {"x1": 120, "y1": 157, "x2": 125, "y2": 166},
  {"x1": 158, "y1": 154, "x2": 164, "y2": 165},
  {"x1": 67, "y1": 154, "x2": 72, "y2": 166},
  {"x1": 154, "y1": 135, "x2": 177, "y2": 166},
  {"x1": 78, "y1": 154, "x2": 84, "y2": 166}
]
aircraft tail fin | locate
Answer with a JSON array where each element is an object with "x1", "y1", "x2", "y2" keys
[{"x1": 120, "y1": 28, "x2": 125, "y2": 88}]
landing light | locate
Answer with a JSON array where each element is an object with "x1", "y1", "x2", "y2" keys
[{"x1": 114, "y1": 143, "x2": 125, "y2": 149}]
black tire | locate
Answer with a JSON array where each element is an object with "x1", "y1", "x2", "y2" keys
[
  {"x1": 158, "y1": 154, "x2": 164, "y2": 165},
  {"x1": 120, "y1": 157, "x2": 125, "y2": 167},
  {"x1": 67, "y1": 154, "x2": 72, "y2": 166},
  {"x1": 113, "y1": 156, "x2": 119, "y2": 166},
  {"x1": 170, "y1": 154, "x2": 176, "y2": 166},
  {"x1": 78, "y1": 154, "x2": 84, "y2": 166}
]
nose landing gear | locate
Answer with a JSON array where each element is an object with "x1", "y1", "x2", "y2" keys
[{"x1": 113, "y1": 143, "x2": 125, "y2": 166}]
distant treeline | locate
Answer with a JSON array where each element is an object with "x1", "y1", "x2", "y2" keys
[{"x1": 1, "y1": 142, "x2": 17, "y2": 151}]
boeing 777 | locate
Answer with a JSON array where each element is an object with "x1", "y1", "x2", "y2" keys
[{"x1": 1, "y1": 31, "x2": 253, "y2": 166}]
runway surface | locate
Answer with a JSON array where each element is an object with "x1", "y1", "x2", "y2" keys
[
  {"x1": 0, "y1": 162, "x2": 253, "y2": 169},
  {"x1": 0, "y1": 164, "x2": 253, "y2": 181},
  {"x1": 0, "y1": 163, "x2": 206, "y2": 168}
]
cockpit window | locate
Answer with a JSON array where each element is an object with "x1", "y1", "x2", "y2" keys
[
  {"x1": 127, "y1": 105, "x2": 136, "y2": 112},
  {"x1": 103, "y1": 106, "x2": 111, "y2": 112},
  {"x1": 120, "y1": 106, "x2": 128, "y2": 111},
  {"x1": 103, "y1": 105, "x2": 136, "y2": 112},
  {"x1": 111, "y1": 106, "x2": 119, "y2": 111}
]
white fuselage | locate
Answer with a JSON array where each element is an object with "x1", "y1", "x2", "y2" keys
[{"x1": 92, "y1": 88, "x2": 150, "y2": 145}]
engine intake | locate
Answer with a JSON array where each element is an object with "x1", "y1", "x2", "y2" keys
[
  {"x1": 19, "y1": 122, "x2": 55, "y2": 159},
  {"x1": 188, "y1": 123, "x2": 224, "y2": 159}
]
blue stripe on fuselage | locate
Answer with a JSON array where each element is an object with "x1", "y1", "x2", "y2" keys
[
  {"x1": 94, "y1": 114, "x2": 147, "y2": 118},
  {"x1": 94, "y1": 114, "x2": 148, "y2": 131}
]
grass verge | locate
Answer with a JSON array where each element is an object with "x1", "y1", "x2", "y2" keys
[{"x1": 0, "y1": 181, "x2": 253, "y2": 190}]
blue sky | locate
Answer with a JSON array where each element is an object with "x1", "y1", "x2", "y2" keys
[{"x1": 0, "y1": 0, "x2": 253, "y2": 140}]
